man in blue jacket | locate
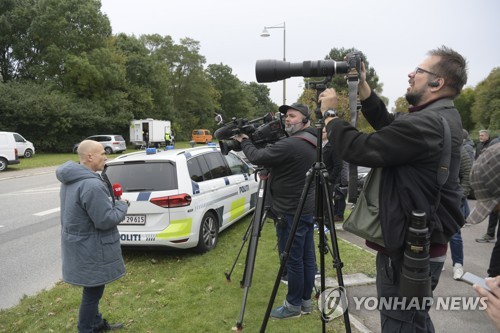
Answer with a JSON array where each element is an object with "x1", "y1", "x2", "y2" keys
[
  {"x1": 56, "y1": 140, "x2": 129, "y2": 332},
  {"x1": 319, "y1": 46, "x2": 467, "y2": 332}
]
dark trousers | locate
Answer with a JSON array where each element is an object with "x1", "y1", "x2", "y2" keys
[
  {"x1": 450, "y1": 198, "x2": 469, "y2": 266},
  {"x1": 486, "y1": 212, "x2": 499, "y2": 237},
  {"x1": 333, "y1": 185, "x2": 347, "y2": 218},
  {"x1": 78, "y1": 285, "x2": 105, "y2": 333},
  {"x1": 376, "y1": 253, "x2": 443, "y2": 333},
  {"x1": 276, "y1": 213, "x2": 315, "y2": 307},
  {"x1": 488, "y1": 212, "x2": 500, "y2": 276}
]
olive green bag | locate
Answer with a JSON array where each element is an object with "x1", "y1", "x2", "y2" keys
[{"x1": 342, "y1": 167, "x2": 384, "y2": 246}]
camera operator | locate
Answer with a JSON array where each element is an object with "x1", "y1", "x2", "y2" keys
[
  {"x1": 234, "y1": 103, "x2": 317, "y2": 319},
  {"x1": 319, "y1": 46, "x2": 467, "y2": 332}
]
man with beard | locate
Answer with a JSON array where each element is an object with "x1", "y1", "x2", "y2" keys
[
  {"x1": 234, "y1": 103, "x2": 317, "y2": 319},
  {"x1": 319, "y1": 46, "x2": 467, "y2": 332}
]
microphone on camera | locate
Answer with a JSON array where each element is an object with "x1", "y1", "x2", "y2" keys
[{"x1": 112, "y1": 183, "x2": 123, "y2": 200}]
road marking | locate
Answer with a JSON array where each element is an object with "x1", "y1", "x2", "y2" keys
[{"x1": 34, "y1": 208, "x2": 60, "y2": 216}]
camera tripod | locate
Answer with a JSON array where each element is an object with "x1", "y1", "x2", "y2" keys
[
  {"x1": 225, "y1": 167, "x2": 335, "y2": 331},
  {"x1": 258, "y1": 117, "x2": 351, "y2": 333}
]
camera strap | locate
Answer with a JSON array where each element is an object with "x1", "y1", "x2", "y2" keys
[{"x1": 291, "y1": 131, "x2": 317, "y2": 148}]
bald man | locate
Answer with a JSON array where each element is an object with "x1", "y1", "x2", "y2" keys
[{"x1": 56, "y1": 140, "x2": 129, "y2": 332}]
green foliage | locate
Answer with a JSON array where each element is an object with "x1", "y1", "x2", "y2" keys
[
  {"x1": 471, "y1": 67, "x2": 500, "y2": 131},
  {"x1": 393, "y1": 96, "x2": 410, "y2": 114},
  {"x1": 1, "y1": 1, "x2": 498, "y2": 149},
  {"x1": 455, "y1": 87, "x2": 475, "y2": 131},
  {"x1": 0, "y1": 81, "x2": 110, "y2": 152}
]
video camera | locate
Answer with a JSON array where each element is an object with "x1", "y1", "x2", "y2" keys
[
  {"x1": 214, "y1": 113, "x2": 287, "y2": 155},
  {"x1": 255, "y1": 51, "x2": 363, "y2": 83}
]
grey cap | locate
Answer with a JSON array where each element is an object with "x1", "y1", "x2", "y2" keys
[{"x1": 278, "y1": 102, "x2": 310, "y2": 117}]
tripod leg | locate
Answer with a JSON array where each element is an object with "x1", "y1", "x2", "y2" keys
[
  {"x1": 319, "y1": 169, "x2": 351, "y2": 332},
  {"x1": 235, "y1": 170, "x2": 269, "y2": 331},
  {"x1": 224, "y1": 211, "x2": 256, "y2": 282},
  {"x1": 260, "y1": 168, "x2": 315, "y2": 332}
]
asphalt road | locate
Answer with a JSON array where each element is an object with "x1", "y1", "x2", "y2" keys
[
  {"x1": 0, "y1": 166, "x2": 61, "y2": 310},
  {"x1": 337, "y1": 200, "x2": 497, "y2": 332}
]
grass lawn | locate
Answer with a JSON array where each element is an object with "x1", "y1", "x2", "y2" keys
[
  {"x1": 0, "y1": 141, "x2": 376, "y2": 332},
  {"x1": 0, "y1": 216, "x2": 375, "y2": 333}
]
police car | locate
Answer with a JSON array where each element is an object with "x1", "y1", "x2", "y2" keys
[{"x1": 104, "y1": 145, "x2": 258, "y2": 252}]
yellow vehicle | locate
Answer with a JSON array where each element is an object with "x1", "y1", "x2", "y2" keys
[{"x1": 191, "y1": 129, "x2": 213, "y2": 143}]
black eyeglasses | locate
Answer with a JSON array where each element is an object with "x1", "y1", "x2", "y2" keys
[{"x1": 414, "y1": 67, "x2": 439, "y2": 77}]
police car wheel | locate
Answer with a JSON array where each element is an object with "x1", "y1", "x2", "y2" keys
[{"x1": 195, "y1": 211, "x2": 219, "y2": 253}]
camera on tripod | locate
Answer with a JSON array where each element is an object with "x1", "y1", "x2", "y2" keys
[
  {"x1": 400, "y1": 210, "x2": 432, "y2": 300},
  {"x1": 214, "y1": 113, "x2": 287, "y2": 155},
  {"x1": 255, "y1": 51, "x2": 363, "y2": 83}
]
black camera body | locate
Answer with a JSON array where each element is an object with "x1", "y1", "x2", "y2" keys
[
  {"x1": 214, "y1": 113, "x2": 287, "y2": 155},
  {"x1": 399, "y1": 210, "x2": 432, "y2": 300}
]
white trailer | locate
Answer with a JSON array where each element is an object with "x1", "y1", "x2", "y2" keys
[{"x1": 130, "y1": 118, "x2": 172, "y2": 148}]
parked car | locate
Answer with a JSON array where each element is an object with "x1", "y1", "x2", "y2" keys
[
  {"x1": 357, "y1": 166, "x2": 371, "y2": 195},
  {"x1": 73, "y1": 134, "x2": 127, "y2": 154},
  {"x1": 0, "y1": 131, "x2": 20, "y2": 171},
  {"x1": 191, "y1": 129, "x2": 213, "y2": 143},
  {"x1": 103, "y1": 146, "x2": 258, "y2": 252}
]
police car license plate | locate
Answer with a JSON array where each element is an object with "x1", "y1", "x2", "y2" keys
[{"x1": 120, "y1": 215, "x2": 146, "y2": 225}]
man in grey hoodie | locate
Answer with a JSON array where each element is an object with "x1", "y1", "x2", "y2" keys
[{"x1": 56, "y1": 140, "x2": 129, "y2": 332}]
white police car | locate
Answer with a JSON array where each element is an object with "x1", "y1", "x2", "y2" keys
[{"x1": 104, "y1": 145, "x2": 258, "y2": 252}]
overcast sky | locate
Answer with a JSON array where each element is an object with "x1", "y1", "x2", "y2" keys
[{"x1": 100, "y1": 0, "x2": 499, "y2": 111}]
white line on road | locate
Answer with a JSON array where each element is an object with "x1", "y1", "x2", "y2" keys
[{"x1": 34, "y1": 208, "x2": 60, "y2": 216}]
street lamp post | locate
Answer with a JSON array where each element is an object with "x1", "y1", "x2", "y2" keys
[{"x1": 260, "y1": 22, "x2": 286, "y2": 105}]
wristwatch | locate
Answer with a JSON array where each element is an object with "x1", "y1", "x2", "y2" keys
[{"x1": 324, "y1": 109, "x2": 338, "y2": 118}]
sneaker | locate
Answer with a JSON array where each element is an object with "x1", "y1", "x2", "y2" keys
[
  {"x1": 96, "y1": 319, "x2": 124, "y2": 331},
  {"x1": 280, "y1": 274, "x2": 288, "y2": 285},
  {"x1": 453, "y1": 264, "x2": 464, "y2": 280},
  {"x1": 301, "y1": 299, "x2": 312, "y2": 314},
  {"x1": 270, "y1": 303, "x2": 301, "y2": 319},
  {"x1": 476, "y1": 234, "x2": 495, "y2": 243}
]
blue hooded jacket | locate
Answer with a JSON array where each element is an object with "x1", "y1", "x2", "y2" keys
[{"x1": 56, "y1": 161, "x2": 128, "y2": 287}]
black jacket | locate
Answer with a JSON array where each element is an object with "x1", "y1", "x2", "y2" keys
[
  {"x1": 323, "y1": 141, "x2": 343, "y2": 186},
  {"x1": 326, "y1": 92, "x2": 464, "y2": 253},
  {"x1": 241, "y1": 127, "x2": 317, "y2": 215}
]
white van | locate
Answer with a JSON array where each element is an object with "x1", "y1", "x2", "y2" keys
[
  {"x1": 13, "y1": 132, "x2": 35, "y2": 158},
  {"x1": 0, "y1": 131, "x2": 20, "y2": 171}
]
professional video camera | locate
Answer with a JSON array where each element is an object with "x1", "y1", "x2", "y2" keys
[
  {"x1": 255, "y1": 51, "x2": 363, "y2": 83},
  {"x1": 214, "y1": 113, "x2": 287, "y2": 155},
  {"x1": 400, "y1": 210, "x2": 432, "y2": 300}
]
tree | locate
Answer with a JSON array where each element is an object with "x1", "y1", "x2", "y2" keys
[
  {"x1": 393, "y1": 96, "x2": 410, "y2": 114},
  {"x1": 471, "y1": 67, "x2": 500, "y2": 132},
  {"x1": 0, "y1": 81, "x2": 107, "y2": 152},
  {"x1": 454, "y1": 87, "x2": 475, "y2": 131},
  {"x1": 19, "y1": 0, "x2": 112, "y2": 83},
  {"x1": 0, "y1": 0, "x2": 36, "y2": 81},
  {"x1": 298, "y1": 48, "x2": 384, "y2": 133}
]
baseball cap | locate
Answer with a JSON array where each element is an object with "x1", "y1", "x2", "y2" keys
[
  {"x1": 278, "y1": 102, "x2": 310, "y2": 117},
  {"x1": 467, "y1": 143, "x2": 500, "y2": 224}
]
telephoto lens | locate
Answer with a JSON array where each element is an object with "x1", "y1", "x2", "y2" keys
[{"x1": 399, "y1": 210, "x2": 432, "y2": 301}]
